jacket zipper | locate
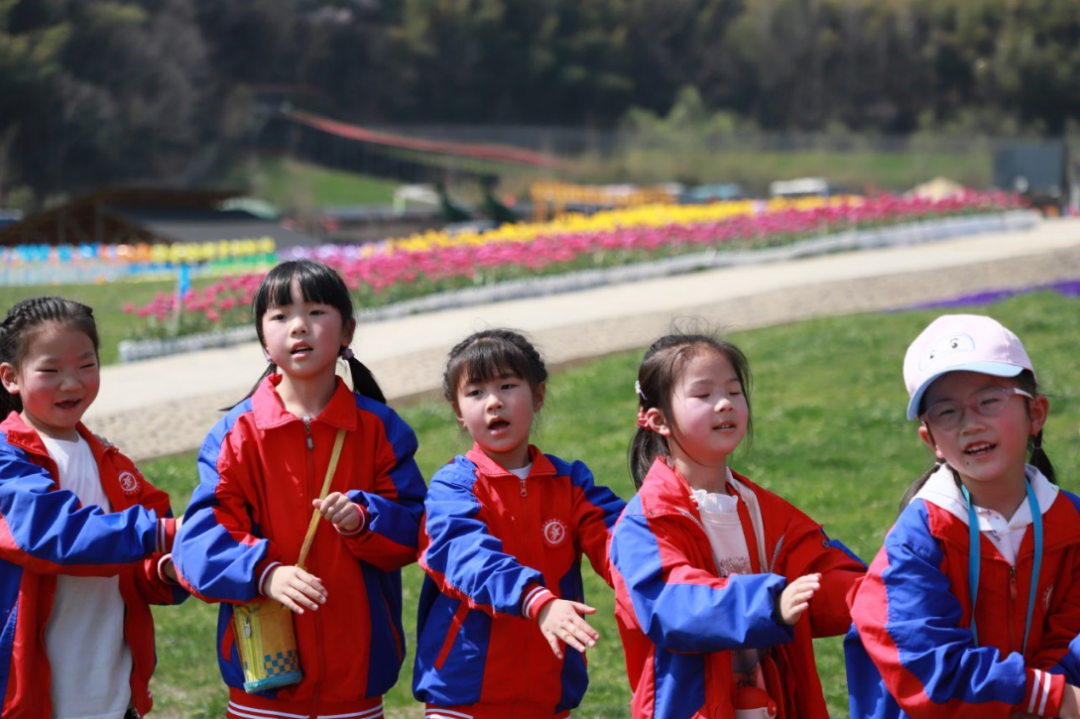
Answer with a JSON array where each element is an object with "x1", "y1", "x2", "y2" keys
[
  {"x1": 1008, "y1": 565, "x2": 1018, "y2": 654},
  {"x1": 518, "y1": 472, "x2": 533, "y2": 700},
  {"x1": 303, "y1": 417, "x2": 323, "y2": 713},
  {"x1": 303, "y1": 418, "x2": 314, "y2": 450}
]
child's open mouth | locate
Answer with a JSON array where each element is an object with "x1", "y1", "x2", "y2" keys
[
  {"x1": 488, "y1": 420, "x2": 509, "y2": 432},
  {"x1": 713, "y1": 422, "x2": 737, "y2": 431},
  {"x1": 964, "y1": 442, "x2": 995, "y2": 456},
  {"x1": 55, "y1": 399, "x2": 81, "y2": 410},
  {"x1": 291, "y1": 345, "x2": 313, "y2": 356}
]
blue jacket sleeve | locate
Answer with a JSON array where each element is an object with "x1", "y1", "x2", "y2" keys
[
  {"x1": 419, "y1": 462, "x2": 544, "y2": 617},
  {"x1": 342, "y1": 399, "x2": 426, "y2": 571},
  {"x1": 173, "y1": 412, "x2": 280, "y2": 604},
  {"x1": 850, "y1": 501, "x2": 1050, "y2": 717},
  {"x1": 0, "y1": 443, "x2": 163, "y2": 575},
  {"x1": 610, "y1": 509, "x2": 792, "y2": 653}
]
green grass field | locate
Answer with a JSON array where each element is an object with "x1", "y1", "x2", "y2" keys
[
  {"x1": 137, "y1": 289, "x2": 1080, "y2": 718},
  {"x1": 0, "y1": 276, "x2": 237, "y2": 366},
  {"x1": 0, "y1": 281, "x2": 174, "y2": 366}
]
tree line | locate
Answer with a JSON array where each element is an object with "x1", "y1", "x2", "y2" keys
[{"x1": 1, "y1": 0, "x2": 1077, "y2": 204}]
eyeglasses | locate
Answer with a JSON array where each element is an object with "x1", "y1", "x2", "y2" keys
[{"x1": 922, "y1": 386, "x2": 1033, "y2": 431}]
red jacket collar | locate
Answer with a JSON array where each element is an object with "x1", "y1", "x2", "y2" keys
[
  {"x1": 637, "y1": 456, "x2": 759, "y2": 517},
  {"x1": 251, "y1": 374, "x2": 359, "y2": 432},
  {"x1": 465, "y1": 443, "x2": 557, "y2": 479},
  {"x1": 1, "y1": 410, "x2": 112, "y2": 465}
]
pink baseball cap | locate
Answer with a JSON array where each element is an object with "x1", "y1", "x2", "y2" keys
[{"x1": 903, "y1": 314, "x2": 1035, "y2": 420}]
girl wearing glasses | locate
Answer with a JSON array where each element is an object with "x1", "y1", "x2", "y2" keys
[{"x1": 847, "y1": 314, "x2": 1080, "y2": 719}]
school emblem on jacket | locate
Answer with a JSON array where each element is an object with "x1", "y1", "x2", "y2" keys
[
  {"x1": 542, "y1": 518, "x2": 568, "y2": 547},
  {"x1": 118, "y1": 470, "x2": 140, "y2": 495}
]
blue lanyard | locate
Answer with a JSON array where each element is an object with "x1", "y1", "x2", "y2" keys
[{"x1": 963, "y1": 478, "x2": 1043, "y2": 651}]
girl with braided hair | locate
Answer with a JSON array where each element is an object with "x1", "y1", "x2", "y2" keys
[{"x1": 0, "y1": 296, "x2": 186, "y2": 718}]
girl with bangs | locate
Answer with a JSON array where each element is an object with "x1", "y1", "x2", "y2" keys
[
  {"x1": 414, "y1": 329, "x2": 625, "y2": 719},
  {"x1": 173, "y1": 260, "x2": 427, "y2": 719}
]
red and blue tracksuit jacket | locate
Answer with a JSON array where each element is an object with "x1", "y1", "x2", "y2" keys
[
  {"x1": 847, "y1": 465, "x2": 1080, "y2": 719},
  {"x1": 172, "y1": 374, "x2": 426, "y2": 719},
  {"x1": 414, "y1": 444, "x2": 626, "y2": 719},
  {"x1": 610, "y1": 458, "x2": 865, "y2": 719},
  {"x1": 0, "y1": 411, "x2": 185, "y2": 718}
]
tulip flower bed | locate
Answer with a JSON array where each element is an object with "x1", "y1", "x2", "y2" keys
[{"x1": 122, "y1": 191, "x2": 1019, "y2": 341}]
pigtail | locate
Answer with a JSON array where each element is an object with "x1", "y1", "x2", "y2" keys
[
  {"x1": 1029, "y1": 430, "x2": 1056, "y2": 485},
  {"x1": 232, "y1": 362, "x2": 277, "y2": 408},
  {"x1": 898, "y1": 458, "x2": 945, "y2": 515},
  {"x1": 629, "y1": 428, "x2": 666, "y2": 490},
  {"x1": 346, "y1": 355, "x2": 386, "y2": 404}
]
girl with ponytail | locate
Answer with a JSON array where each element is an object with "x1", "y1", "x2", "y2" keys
[
  {"x1": 610, "y1": 330, "x2": 864, "y2": 719},
  {"x1": 172, "y1": 260, "x2": 427, "y2": 719},
  {"x1": 848, "y1": 314, "x2": 1080, "y2": 719}
]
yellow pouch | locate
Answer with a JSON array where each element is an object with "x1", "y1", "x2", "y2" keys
[{"x1": 232, "y1": 600, "x2": 302, "y2": 693}]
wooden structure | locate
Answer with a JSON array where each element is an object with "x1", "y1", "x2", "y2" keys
[{"x1": 0, "y1": 188, "x2": 315, "y2": 248}]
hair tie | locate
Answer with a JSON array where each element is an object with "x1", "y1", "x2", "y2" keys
[
  {"x1": 1033, "y1": 430, "x2": 1043, "y2": 451},
  {"x1": 635, "y1": 380, "x2": 647, "y2": 401},
  {"x1": 341, "y1": 347, "x2": 355, "y2": 360},
  {"x1": 636, "y1": 408, "x2": 649, "y2": 429},
  {"x1": 263, "y1": 349, "x2": 272, "y2": 363}
]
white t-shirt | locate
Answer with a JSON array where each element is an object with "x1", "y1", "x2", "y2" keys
[
  {"x1": 40, "y1": 435, "x2": 133, "y2": 719},
  {"x1": 691, "y1": 470, "x2": 769, "y2": 679},
  {"x1": 509, "y1": 463, "x2": 533, "y2": 480}
]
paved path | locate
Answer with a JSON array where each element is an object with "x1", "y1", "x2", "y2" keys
[{"x1": 86, "y1": 218, "x2": 1080, "y2": 461}]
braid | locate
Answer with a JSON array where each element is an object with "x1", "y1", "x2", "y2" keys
[
  {"x1": 897, "y1": 457, "x2": 945, "y2": 515},
  {"x1": 1029, "y1": 429, "x2": 1056, "y2": 485}
]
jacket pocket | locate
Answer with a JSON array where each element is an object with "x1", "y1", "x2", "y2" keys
[{"x1": 434, "y1": 600, "x2": 471, "y2": 672}]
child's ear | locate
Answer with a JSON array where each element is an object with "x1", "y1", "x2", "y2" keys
[
  {"x1": 0, "y1": 363, "x2": 19, "y2": 395},
  {"x1": 452, "y1": 403, "x2": 467, "y2": 429},
  {"x1": 918, "y1": 424, "x2": 943, "y2": 460},
  {"x1": 341, "y1": 317, "x2": 356, "y2": 348},
  {"x1": 644, "y1": 407, "x2": 671, "y2": 436},
  {"x1": 533, "y1": 382, "x2": 546, "y2": 412},
  {"x1": 1029, "y1": 394, "x2": 1049, "y2": 436}
]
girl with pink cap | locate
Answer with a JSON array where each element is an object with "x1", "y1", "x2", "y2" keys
[{"x1": 846, "y1": 314, "x2": 1080, "y2": 719}]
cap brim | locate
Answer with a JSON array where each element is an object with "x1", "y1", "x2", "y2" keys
[{"x1": 906, "y1": 361, "x2": 1026, "y2": 420}]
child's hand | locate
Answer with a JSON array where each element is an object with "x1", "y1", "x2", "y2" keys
[
  {"x1": 537, "y1": 599, "x2": 599, "y2": 659},
  {"x1": 312, "y1": 492, "x2": 360, "y2": 532},
  {"x1": 162, "y1": 558, "x2": 179, "y2": 583},
  {"x1": 265, "y1": 565, "x2": 327, "y2": 614},
  {"x1": 778, "y1": 573, "x2": 821, "y2": 625}
]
